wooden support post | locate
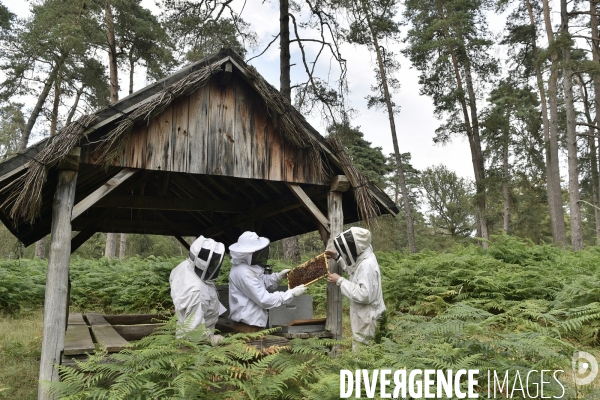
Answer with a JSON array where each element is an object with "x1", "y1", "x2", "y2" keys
[
  {"x1": 325, "y1": 176, "x2": 347, "y2": 352},
  {"x1": 38, "y1": 147, "x2": 80, "y2": 400}
]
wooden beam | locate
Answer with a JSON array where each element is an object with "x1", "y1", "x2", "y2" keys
[
  {"x1": 71, "y1": 229, "x2": 96, "y2": 254},
  {"x1": 38, "y1": 147, "x2": 80, "y2": 400},
  {"x1": 94, "y1": 195, "x2": 244, "y2": 213},
  {"x1": 174, "y1": 235, "x2": 191, "y2": 251},
  {"x1": 331, "y1": 175, "x2": 350, "y2": 192},
  {"x1": 87, "y1": 219, "x2": 199, "y2": 234},
  {"x1": 71, "y1": 168, "x2": 138, "y2": 221},
  {"x1": 286, "y1": 183, "x2": 330, "y2": 232},
  {"x1": 201, "y1": 187, "x2": 327, "y2": 237}
]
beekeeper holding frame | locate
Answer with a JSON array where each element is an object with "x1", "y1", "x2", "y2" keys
[
  {"x1": 228, "y1": 231, "x2": 307, "y2": 329},
  {"x1": 326, "y1": 227, "x2": 386, "y2": 351}
]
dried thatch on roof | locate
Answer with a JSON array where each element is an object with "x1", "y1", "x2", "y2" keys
[{"x1": 3, "y1": 114, "x2": 98, "y2": 223}]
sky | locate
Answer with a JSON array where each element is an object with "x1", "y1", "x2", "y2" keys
[{"x1": 2, "y1": 0, "x2": 527, "y2": 180}]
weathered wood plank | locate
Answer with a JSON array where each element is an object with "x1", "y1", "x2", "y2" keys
[
  {"x1": 234, "y1": 74, "x2": 253, "y2": 179},
  {"x1": 267, "y1": 122, "x2": 285, "y2": 181},
  {"x1": 67, "y1": 313, "x2": 87, "y2": 326},
  {"x1": 170, "y1": 97, "x2": 189, "y2": 172},
  {"x1": 146, "y1": 103, "x2": 173, "y2": 171},
  {"x1": 71, "y1": 168, "x2": 138, "y2": 221},
  {"x1": 207, "y1": 77, "x2": 235, "y2": 176},
  {"x1": 252, "y1": 91, "x2": 268, "y2": 179},
  {"x1": 188, "y1": 83, "x2": 210, "y2": 174},
  {"x1": 64, "y1": 325, "x2": 95, "y2": 355},
  {"x1": 90, "y1": 325, "x2": 130, "y2": 352},
  {"x1": 126, "y1": 125, "x2": 147, "y2": 169},
  {"x1": 283, "y1": 136, "x2": 297, "y2": 183},
  {"x1": 85, "y1": 313, "x2": 111, "y2": 326},
  {"x1": 112, "y1": 324, "x2": 165, "y2": 341}
]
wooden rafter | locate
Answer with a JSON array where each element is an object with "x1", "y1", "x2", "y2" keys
[
  {"x1": 95, "y1": 196, "x2": 244, "y2": 213},
  {"x1": 71, "y1": 168, "x2": 138, "y2": 221},
  {"x1": 286, "y1": 183, "x2": 330, "y2": 232},
  {"x1": 201, "y1": 187, "x2": 325, "y2": 237}
]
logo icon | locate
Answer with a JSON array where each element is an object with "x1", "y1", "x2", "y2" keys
[{"x1": 572, "y1": 351, "x2": 598, "y2": 386}]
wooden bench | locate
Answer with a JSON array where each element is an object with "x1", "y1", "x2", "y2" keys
[{"x1": 84, "y1": 313, "x2": 131, "y2": 353}]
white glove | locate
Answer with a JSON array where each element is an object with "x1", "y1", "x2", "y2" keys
[
  {"x1": 288, "y1": 284, "x2": 307, "y2": 297},
  {"x1": 210, "y1": 334, "x2": 224, "y2": 345},
  {"x1": 277, "y1": 269, "x2": 291, "y2": 279}
]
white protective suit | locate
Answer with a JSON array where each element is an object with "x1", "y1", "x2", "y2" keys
[
  {"x1": 333, "y1": 227, "x2": 386, "y2": 345},
  {"x1": 169, "y1": 237, "x2": 227, "y2": 333},
  {"x1": 228, "y1": 250, "x2": 292, "y2": 327}
]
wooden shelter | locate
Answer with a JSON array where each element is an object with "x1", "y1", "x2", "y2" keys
[{"x1": 0, "y1": 49, "x2": 398, "y2": 399}]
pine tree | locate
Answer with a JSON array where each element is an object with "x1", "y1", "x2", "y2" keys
[{"x1": 402, "y1": 0, "x2": 499, "y2": 246}]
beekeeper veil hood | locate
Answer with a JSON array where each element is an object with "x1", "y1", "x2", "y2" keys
[
  {"x1": 333, "y1": 227, "x2": 371, "y2": 266},
  {"x1": 189, "y1": 236, "x2": 225, "y2": 281}
]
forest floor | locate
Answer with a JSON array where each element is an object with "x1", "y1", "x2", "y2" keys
[
  {"x1": 0, "y1": 308, "x2": 353, "y2": 400},
  {"x1": 0, "y1": 310, "x2": 42, "y2": 400}
]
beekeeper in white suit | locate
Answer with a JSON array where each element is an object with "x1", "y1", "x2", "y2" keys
[
  {"x1": 170, "y1": 236, "x2": 227, "y2": 342},
  {"x1": 228, "y1": 231, "x2": 307, "y2": 329},
  {"x1": 326, "y1": 227, "x2": 386, "y2": 351}
]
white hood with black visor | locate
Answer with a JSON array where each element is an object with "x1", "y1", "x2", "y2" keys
[
  {"x1": 333, "y1": 227, "x2": 372, "y2": 268},
  {"x1": 189, "y1": 236, "x2": 225, "y2": 281}
]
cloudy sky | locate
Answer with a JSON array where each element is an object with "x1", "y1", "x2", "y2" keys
[{"x1": 3, "y1": 0, "x2": 522, "y2": 179}]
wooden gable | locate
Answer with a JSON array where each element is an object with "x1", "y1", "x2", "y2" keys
[{"x1": 80, "y1": 73, "x2": 327, "y2": 185}]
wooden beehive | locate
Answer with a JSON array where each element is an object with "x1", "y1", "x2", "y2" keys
[{"x1": 287, "y1": 253, "x2": 329, "y2": 289}]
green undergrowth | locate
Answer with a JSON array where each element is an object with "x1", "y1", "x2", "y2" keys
[{"x1": 3, "y1": 235, "x2": 600, "y2": 398}]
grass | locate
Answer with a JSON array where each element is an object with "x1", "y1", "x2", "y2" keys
[{"x1": 0, "y1": 310, "x2": 42, "y2": 400}]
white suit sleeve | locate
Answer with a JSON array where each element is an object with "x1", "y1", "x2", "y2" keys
[
  {"x1": 188, "y1": 301, "x2": 206, "y2": 331},
  {"x1": 262, "y1": 273, "x2": 282, "y2": 291},
  {"x1": 240, "y1": 272, "x2": 293, "y2": 308},
  {"x1": 337, "y1": 266, "x2": 378, "y2": 305}
]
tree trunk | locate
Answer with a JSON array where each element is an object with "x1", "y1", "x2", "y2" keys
[
  {"x1": 129, "y1": 53, "x2": 135, "y2": 95},
  {"x1": 104, "y1": 2, "x2": 120, "y2": 258},
  {"x1": 526, "y1": 0, "x2": 566, "y2": 245},
  {"x1": 282, "y1": 235, "x2": 301, "y2": 263},
  {"x1": 119, "y1": 233, "x2": 126, "y2": 260},
  {"x1": 280, "y1": 0, "x2": 291, "y2": 101},
  {"x1": 436, "y1": 1, "x2": 488, "y2": 245},
  {"x1": 576, "y1": 74, "x2": 600, "y2": 244},
  {"x1": 561, "y1": 0, "x2": 584, "y2": 250},
  {"x1": 18, "y1": 54, "x2": 66, "y2": 151},
  {"x1": 590, "y1": 0, "x2": 600, "y2": 243},
  {"x1": 542, "y1": 0, "x2": 568, "y2": 246},
  {"x1": 66, "y1": 87, "x2": 83, "y2": 124},
  {"x1": 360, "y1": 0, "x2": 417, "y2": 253},
  {"x1": 279, "y1": 0, "x2": 301, "y2": 262},
  {"x1": 35, "y1": 236, "x2": 46, "y2": 259},
  {"x1": 106, "y1": 3, "x2": 119, "y2": 104},
  {"x1": 503, "y1": 129, "x2": 510, "y2": 233}
]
